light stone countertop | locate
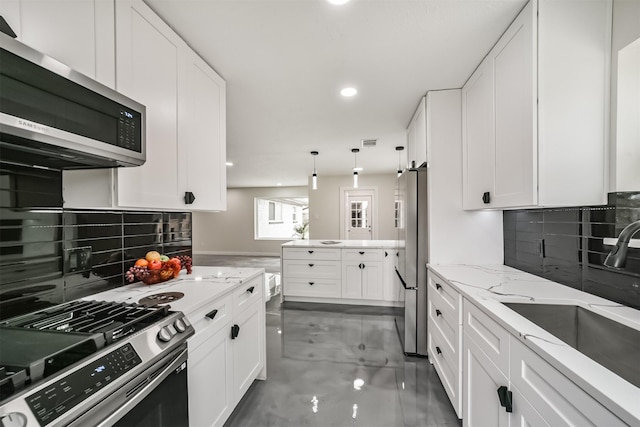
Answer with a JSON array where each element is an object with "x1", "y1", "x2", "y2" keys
[
  {"x1": 85, "y1": 266, "x2": 265, "y2": 317},
  {"x1": 282, "y1": 239, "x2": 396, "y2": 249},
  {"x1": 427, "y1": 263, "x2": 640, "y2": 426}
]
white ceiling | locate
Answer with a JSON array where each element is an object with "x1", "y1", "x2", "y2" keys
[{"x1": 145, "y1": 0, "x2": 527, "y2": 188}]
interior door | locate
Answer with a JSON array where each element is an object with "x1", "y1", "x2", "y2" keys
[{"x1": 346, "y1": 192, "x2": 373, "y2": 240}]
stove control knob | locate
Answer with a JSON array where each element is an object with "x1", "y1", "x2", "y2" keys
[
  {"x1": 157, "y1": 326, "x2": 173, "y2": 343},
  {"x1": 1, "y1": 413, "x2": 27, "y2": 427},
  {"x1": 174, "y1": 318, "x2": 187, "y2": 333}
]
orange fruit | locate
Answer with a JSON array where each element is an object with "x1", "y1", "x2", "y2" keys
[
  {"x1": 135, "y1": 258, "x2": 149, "y2": 267},
  {"x1": 145, "y1": 251, "x2": 161, "y2": 262}
]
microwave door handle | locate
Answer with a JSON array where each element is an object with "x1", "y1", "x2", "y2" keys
[{"x1": 89, "y1": 347, "x2": 188, "y2": 427}]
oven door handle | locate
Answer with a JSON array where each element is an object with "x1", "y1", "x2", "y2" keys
[{"x1": 92, "y1": 346, "x2": 188, "y2": 427}]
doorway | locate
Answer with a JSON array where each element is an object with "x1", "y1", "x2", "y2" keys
[{"x1": 340, "y1": 188, "x2": 377, "y2": 240}]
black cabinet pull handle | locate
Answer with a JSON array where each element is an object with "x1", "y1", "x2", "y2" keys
[
  {"x1": 482, "y1": 192, "x2": 491, "y2": 204},
  {"x1": 435, "y1": 283, "x2": 442, "y2": 291},
  {"x1": 184, "y1": 191, "x2": 196, "y2": 205},
  {"x1": 309, "y1": 282, "x2": 314, "y2": 286},
  {"x1": 385, "y1": 251, "x2": 388, "y2": 257},
  {"x1": 308, "y1": 250, "x2": 314, "y2": 254},
  {"x1": 497, "y1": 386, "x2": 513, "y2": 413},
  {"x1": 205, "y1": 309, "x2": 218, "y2": 320},
  {"x1": 231, "y1": 324, "x2": 240, "y2": 339},
  {"x1": 359, "y1": 251, "x2": 365, "y2": 255},
  {"x1": 436, "y1": 346, "x2": 442, "y2": 355},
  {"x1": 362, "y1": 263, "x2": 365, "y2": 269},
  {"x1": 308, "y1": 263, "x2": 314, "y2": 267},
  {"x1": 435, "y1": 309, "x2": 442, "y2": 317},
  {"x1": 246, "y1": 286, "x2": 255, "y2": 294}
]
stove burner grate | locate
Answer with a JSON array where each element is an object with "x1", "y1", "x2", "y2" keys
[{"x1": 138, "y1": 292, "x2": 185, "y2": 306}]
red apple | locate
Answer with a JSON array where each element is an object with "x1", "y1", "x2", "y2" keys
[{"x1": 148, "y1": 259, "x2": 162, "y2": 270}]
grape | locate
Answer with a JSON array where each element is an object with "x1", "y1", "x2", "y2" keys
[
  {"x1": 176, "y1": 255, "x2": 193, "y2": 274},
  {"x1": 126, "y1": 265, "x2": 149, "y2": 283}
]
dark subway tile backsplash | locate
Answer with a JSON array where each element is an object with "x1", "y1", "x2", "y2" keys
[
  {"x1": 504, "y1": 192, "x2": 640, "y2": 308},
  {"x1": 0, "y1": 167, "x2": 192, "y2": 320}
]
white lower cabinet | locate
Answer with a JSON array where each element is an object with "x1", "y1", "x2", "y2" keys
[
  {"x1": 341, "y1": 261, "x2": 383, "y2": 300},
  {"x1": 187, "y1": 276, "x2": 266, "y2": 427}
]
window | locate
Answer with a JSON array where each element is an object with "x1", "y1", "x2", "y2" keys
[
  {"x1": 350, "y1": 200, "x2": 368, "y2": 228},
  {"x1": 394, "y1": 200, "x2": 402, "y2": 228},
  {"x1": 255, "y1": 197, "x2": 309, "y2": 240}
]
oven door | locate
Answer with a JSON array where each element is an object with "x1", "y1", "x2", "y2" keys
[{"x1": 68, "y1": 344, "x2": 189, "y2": 427}]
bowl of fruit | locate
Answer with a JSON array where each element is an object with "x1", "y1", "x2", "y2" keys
[{"x1": 125, "y1": 251, "x2": 193, "y2": 285}]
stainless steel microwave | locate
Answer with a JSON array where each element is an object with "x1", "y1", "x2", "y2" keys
[{"x1": 0, "y1": 33, "x2": 145, "y2": 169}]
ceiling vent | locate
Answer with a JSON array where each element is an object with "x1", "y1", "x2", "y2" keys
[{"x1": 361, "y1": 139, "x2": 377, "y2": 148}]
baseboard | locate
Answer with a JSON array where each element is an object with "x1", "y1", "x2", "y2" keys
[{"x1": 193, "y1": 250, "x2": 281, "y2": 257}]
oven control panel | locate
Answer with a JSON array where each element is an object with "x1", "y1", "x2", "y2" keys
[{"x1": 25, "y1": 344, "x2": 142, "y2": 426}]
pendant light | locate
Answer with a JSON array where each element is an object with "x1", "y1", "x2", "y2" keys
[
  {"x1": 395, "y1": 146, "x2": 404, "y2": 177},
  {"x1": 352, "y1": 148, "x2": 360, "y2": 188},
  {"x1": 310, "y1": 151, "x2": 319, "y2": 190}
]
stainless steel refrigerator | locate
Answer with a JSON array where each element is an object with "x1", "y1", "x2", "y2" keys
[{"x1": 395, "y1": 165, "x2": 428, "y2": 356}]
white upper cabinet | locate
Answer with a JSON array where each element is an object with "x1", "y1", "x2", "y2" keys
[
  {"x1": 463, "y1": 0, "x2": 611, "y2": 210},
  {"x1": 0, "y1": 0, "x2": 116, "y2": 87},
  {"x1": 62, "y1": 0, "x2": 227, "y2": 211},
  {"x1": 114, "y1": 0, "x2": 182, "y2": 209},
  {"x1": 406, "y1": 97, "x2": 427, "y2": 168},
  {"x1": 178, "y1": 49, "x2": 227, "y2": 211}
]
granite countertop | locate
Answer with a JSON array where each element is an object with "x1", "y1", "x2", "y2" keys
[
  {"x1": 282, "y1": 239, "x2": 396, "y2": 249},
  {"x1": 427, "y1": 264, "x2": 640, "y2": 425},
  {"x1": 85, "y1": 266, "x2": 264, "y2": 317}
]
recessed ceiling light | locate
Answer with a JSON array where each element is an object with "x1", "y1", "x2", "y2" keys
[
  {"x1": 277, "y1": 183, "x2": 282, "y2": 186},
  {"x1": 340, "y1": 87, "x2": 357, "y2": 97},
  {"x1": 328, "y1": 0, "x2": 350, "y2": 5},
  {"x1": 225, "y1": 162, "x2": 233, "y2": 166}
]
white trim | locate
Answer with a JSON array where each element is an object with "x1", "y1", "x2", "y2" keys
[
  {"x1": 193, "y1": 250, "x2": 281, "y2": 257},
  {"x1": 603, "y1": 238, "x2": 640, "y2": 249}
]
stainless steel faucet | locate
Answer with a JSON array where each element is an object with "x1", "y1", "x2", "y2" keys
[{"x1": 604, "y1": 219, "x2": 640, "y2": 269}]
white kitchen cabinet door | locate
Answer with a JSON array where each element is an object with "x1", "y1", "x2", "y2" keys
[
  {"x1": 232, "y1": 300, "x2": 264, "y2": 403},
  {"x1": 178, "y1": 48, "x2": 227, "y2": 211},
  {"x1": 462, "y1": 59, "x2": 494, "y2": 210},
  {"x1": 342, "y1": 262, "x2": 363, "y2": 299},
  {"x1": 4, "y1": 0, "x2": 116, "y2": 88},
  {"x1": 462, "y1": 333, "x2": 509, "y2": 427},
  {"x1": 509, "y1": 338, "x2": 627, "y2": 427},
  {"x1": 361, "y1": 262, "x2": 383, "y2": 300},
  {"x1": 406, "y1": 97, "x2": 427, "y2": 168},
  {"x1": 114, "y1": 0, "x2": 183, "y2": 209},
  {"x1": 491, "y1": 0, "x2": 536, "y2": 208},
  {"x1": 189, "y1": 325, "x2": 233, "y2": 427},
  {"x1": 510, "y1": 386, "x2": 549, "y2": 427}
]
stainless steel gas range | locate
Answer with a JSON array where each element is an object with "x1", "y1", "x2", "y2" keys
[{"x1": 0, "y1": 299, "x2": 194, "y2": 427}]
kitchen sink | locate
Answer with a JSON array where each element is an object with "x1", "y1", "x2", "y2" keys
[{"x1": 503, "y1": 303, "x2": 640, "y2": 388}]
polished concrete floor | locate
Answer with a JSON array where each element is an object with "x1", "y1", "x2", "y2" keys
[{"x1": 224, "y1": 298, "x2": 461, "y2": 427}]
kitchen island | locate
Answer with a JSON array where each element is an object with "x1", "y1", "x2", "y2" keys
[
  {"x1": 426, "y1": 264, "x2": 640, "y2": 426},
  {"x1": 87, "y1": 266, "x2": 267, "y2": 427},
  {"x1": 281, "y1": 240, "x2": 403, "y2": 306}
]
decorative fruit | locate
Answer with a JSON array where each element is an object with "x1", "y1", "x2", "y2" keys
[
  {"x1": 148, "y1": 259, "x2": 162, "y2": 270},
  {"x1": 168, "y1": 257, "x2": 181, "y2": 269},
  {"x1": 160, "y1": 255, "x2": 169, "y2": 262},
  {"x1": 135, "y1": 258, "x2": 149, "y2": 267},
  {"x1": 145, "y1": 251, "x2": 161, "y2": 262}
]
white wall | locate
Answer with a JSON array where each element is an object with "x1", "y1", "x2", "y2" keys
[
  {"x1": 193, "y1": 186, "x2": 307, "y2": 256},
  {"x1": 308, "y1": 173, "x2": 397, "y2": 240},
  {"x1": 610, "y1": 0, "x2": 640, "y2": 192}
]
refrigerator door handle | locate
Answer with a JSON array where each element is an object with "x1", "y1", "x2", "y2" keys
[{"x1": 395, "y1": 268, "x2": 416, "y2": 290}]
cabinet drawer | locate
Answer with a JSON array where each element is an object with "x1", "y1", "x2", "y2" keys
[
  {"x1": 283, "y1": 260, "x2": 341, "y2": 280},
  {"x1": 463, "y1": 300, "x2": 510, "y2": 374},
  {"x1": 342, "y1": 249, "x2": 384, "y2": 262},
  {"x1": 188, "y1": 294, "x2": 232, "y2": 352},
  {"x1": 233, "y1": 275, "x2": 263, "y2": 316},
  {"x1": 429, "y1": 325, "x2": 460, "y2": 415},
  {"x1": 428, "y1": 272, "x2": 461, "y2": 320},
  {"x1": 428, "y1": 296, "x2": 458, "y2": 356},
  {"x1": 283, "y1": 247, "x2": 341, "y2": 260},
  {"x1": 283, "y1": 278, "x2": 340, "y2": 298}
]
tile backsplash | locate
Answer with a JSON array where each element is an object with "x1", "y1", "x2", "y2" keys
[
  {"x1": 504, "y1": 192, "x2": 640, "y2": 308},
  {"x1": 0, "y1": 164, "x2": 191, "y2": 320}
]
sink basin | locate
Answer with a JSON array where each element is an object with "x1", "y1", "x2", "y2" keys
[{"x1": 503, "y1": 303, "x2": 640, "y2": 388}]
